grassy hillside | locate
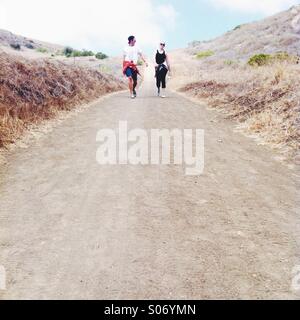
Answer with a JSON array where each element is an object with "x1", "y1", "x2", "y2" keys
[
  {"x1": 0, "y1": 29, "x2": 123, "y2": 81},
  {"x1": 171, "y1": 5, "x2": 300, "y2": 161},
  {"x1": 0, "y1": 29, "x2": 64, "y2": 54},
  {"x1": 0, "y1": 52, "x2": 125, "y2": 147},
  {"x1": 188, "y1": 5, "x2": 300, "y2": 60}
]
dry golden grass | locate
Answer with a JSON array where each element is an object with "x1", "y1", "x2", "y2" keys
[
  {"x1": 187, "y1": 6, "x2": 300, "y2": 61},
  {"x1": 171, "y1": 50, "x2": 300, "y2": 159},
  {"x1": 0, "y1": 52, "x2": 125, "y2": 147}
]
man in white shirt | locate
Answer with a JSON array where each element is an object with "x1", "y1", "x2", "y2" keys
[{"x1": 123, "y1": 35, "x2": 148, "y2": 99}]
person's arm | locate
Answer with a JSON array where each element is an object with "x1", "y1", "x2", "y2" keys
[
  {"x1": 139, "y1": 51, "x2": 148, "y2": 67},
  {"x1": 166, "y1": 53, "x2": 171, "y2": 73},
  {"x1": 154, "y1": 51, "x2": 158, "y2": 77},
  {"x1": 154, "y1": 51, "x2": 158, "y2": 67}
]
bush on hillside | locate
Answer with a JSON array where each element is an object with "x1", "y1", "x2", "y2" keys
[
  {"x1": 63, "y1": 46, "x2": 74, "y2": 57},
  {"x1": 274, "y1": 52, "x2": 299, "y2": 63},
  {"x1": 80, "y1": 50, "x2": 94, "y2": 57},
  {"x1": 224, "y1": 60, "x2": 235, "y2": 66},
  {"x1": 70, "y1": 49, "x2": 95, "y2": 58},
  {"x1": 71, "y1": 50, "x2": 83, "y2": 57},
  {"x1": 63, "y1": 47, "x2": 98, "y2": 58},
  {"x1": 196, "y1": 50, "x2": 214, "y2": 59},
  {"x1": 10, "y1": 43, "x2": 21, "y2": 50},
  {"x1": 36, "y1": 47, "x2": 48, "y2": 53},
  {"x1": 248, "y1": 52, "x2": 298, "y2": 66},
  {"x1": 95, "y1": 52, "x2": 108, "y2": 60},
  {"x1": 248, "y1": 54, "x2": 272, "y2": 66},
  {"x1": 25, "y1": 43, "x2": 35, "y2": 49}
]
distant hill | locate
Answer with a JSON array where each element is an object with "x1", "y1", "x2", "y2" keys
[
  {"x1": 0, "y1": 29, "x2": 64, "y2": 53},
  {"x1": 188, "y1": 5, "x2": 300, "y2": 60},
  {"x1": 0, "y1": 29, "x2": 123, "y2": 81}
]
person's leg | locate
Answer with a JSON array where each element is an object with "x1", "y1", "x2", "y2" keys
[
  {"x1": 156, "y1": 74, "x2": 161, "y2": 95},
  {"x1": 128, "y1": 77, "x2": 133, "y2": 94},
  {"x1": 156, "y1": 68, "x2": 163, "y2": 96},
  {"x1": 161, "y1": 69, "x2": 168, "y2": 89},
  {"x1": 125, "y1": 68, "x2": 134, "y2": 97},
  {"x1": 132, "y1": 70, "x2": 138, "y2": 96},
  {"x1": 161, "y1": 68, "x2": 168, "y2": 98}
]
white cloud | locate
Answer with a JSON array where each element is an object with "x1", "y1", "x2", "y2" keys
[
  {"x1": 156, "y1": 4, "x2": 178, "y2": 30},
  {"x1": 0, "y1": 3, "x2": 7, "y2": 26},
  {"x1": 208, "y1": 0, "x2": 300, "y2": 15},
  {"x1": 0, "y1": 0, "x2": 178, "y2": 54}
]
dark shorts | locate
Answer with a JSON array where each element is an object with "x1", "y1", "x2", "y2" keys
[{"x1": 125, "y1": 67, "x2": 137, "y2": 79}]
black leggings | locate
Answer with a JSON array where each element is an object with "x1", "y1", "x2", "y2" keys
[
  {"x1": 156, "y1": 66, "x2": 168, "y2": 89},
  {"x1": 131, "y1": 70, "x2": 138, "y2": 91}
]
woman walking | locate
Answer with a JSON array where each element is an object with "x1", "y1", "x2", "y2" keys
[{"x1": 155, "y1": 42, "x2": 171, "y2": 98}]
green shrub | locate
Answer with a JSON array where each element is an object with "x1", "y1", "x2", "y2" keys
[
  {"x1": 233, "y1": 25, "x2": 242, "y2": 31},
  {"x1": 273, "y1": 52, "x2": 298, "y2": 63},
  {"x1": 274, "y1": 52, "x2": 290, "y2": 61},
  {"x1": 80, "y1": 50, "x2": 94, "y2": 57},
  {"x1": 25, "y1": 43, "x2": 34, "y2": 49},
  {"x1": 70, "y1": 49, "x2": 95, "y2": 58},
  {"x1": 137, "y1": 60, "x2": 143, "y2": 66},
  {"x1": 95, "y1": 52, "x2": 108, "y2": 60},
  {"x1": 248, "y1": 52, "x2": 297, "y2": 67},
  {"x1": 248, "y1": 54, "x2": 272, "y2": 66},
  {"x1": 63, "y1": 47, "x2": 98, "y2": 58},
  {"x1": 10, "y1": 43, "x2": 21, "y2": 50},
  {"x1": 196, "y1": 50, "x2": 214, "y2": 59},
  {"x1": 224, "y1": 59, "x2": 235, "y2": 66},
  {"x1": 36, "y1": 47, "x2": 48, "y2": 53},
  {"x1": 63, "y1": 46, "x2": 74, "y2": 57},
  {"x1": 71, "y1": 50, "x2": 83, "y2": 57}
]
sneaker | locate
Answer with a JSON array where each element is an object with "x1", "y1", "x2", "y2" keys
[
  {"x1": 157, "y1": 88, "x2": 160, "y2": 96},
  {"x1": 133, "y1": 89, "x2": 137, "y2": 98},
  {"x1": 160, "y1": 89, "x2": 166, "y2": 98},
  {"x1": 131, "y1": 94, "x2": 136, "y2": 99}
]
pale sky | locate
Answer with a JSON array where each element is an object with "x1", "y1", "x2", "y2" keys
[{"x1": 0, "y1": 0, "x2": 299, "y2": 55}]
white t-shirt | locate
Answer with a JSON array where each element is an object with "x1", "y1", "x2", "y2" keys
[{"x1": 123, "y1": 45, "x2": 142, "y2": 64}]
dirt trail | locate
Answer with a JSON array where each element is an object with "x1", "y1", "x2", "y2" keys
[{"x1": 0, "y1": 67, "x2": 299, "y2": 299}]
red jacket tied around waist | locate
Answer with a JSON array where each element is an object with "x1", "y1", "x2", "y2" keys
[{"x1": 123, "y1": 61, "x2": 140, "y2": 76}]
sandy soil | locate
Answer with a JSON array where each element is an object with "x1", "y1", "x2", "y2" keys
[{"x1": 0, "y1": 67, "x2": 299, "y2": 299}]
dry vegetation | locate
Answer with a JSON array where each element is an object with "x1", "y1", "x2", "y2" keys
[
  {"x1": 170, "y1": 5, "x2": 300, "y2": 160},
  {"x1": 0, "y1": 52, "x2": 125, "y2": 147},
  {"x1": 178, "y1": 60, "x2": 300, "y2": 157},
  {"x1": 188, "y1": 5, "x2": 300, "y2": 60}
]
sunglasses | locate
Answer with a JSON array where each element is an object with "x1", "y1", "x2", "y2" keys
[{"x1": 160, "y1": 43, "x2": 166, "y2": 46}]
